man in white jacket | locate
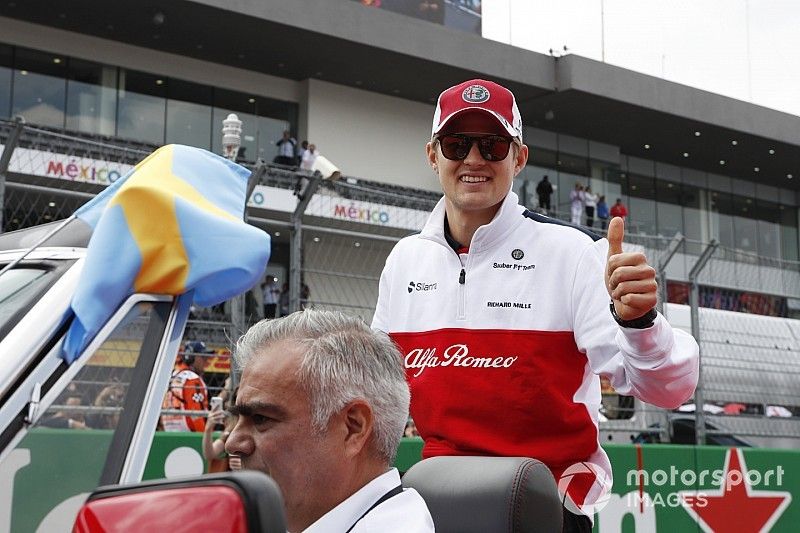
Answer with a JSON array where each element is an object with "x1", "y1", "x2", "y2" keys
[{"x1": 372, "y1": 79, "x2": 699, "y2": 532}]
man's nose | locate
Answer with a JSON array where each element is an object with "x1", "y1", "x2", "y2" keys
[
  {"x1": 463, "y1": 140, "x2": 485, "y2": 165},
  {"x1": 225, "y1": 421, "x2": 253, "y2": 457}
]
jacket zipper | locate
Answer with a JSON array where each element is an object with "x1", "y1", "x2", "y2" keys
[{"x1": 457, "y1": 261, "x2": 466, "y2": 320}]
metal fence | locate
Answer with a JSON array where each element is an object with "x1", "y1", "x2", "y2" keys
[{"x1": 2, "y1": 121, "x2": 799, "y2": 447}]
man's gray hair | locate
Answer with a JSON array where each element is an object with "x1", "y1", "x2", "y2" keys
[{"x1": 234, "y1": 309, "x2": 410, "y2": 465}]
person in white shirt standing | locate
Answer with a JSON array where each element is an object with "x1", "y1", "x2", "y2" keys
[
  {"x1": 226, "y1": 309, "x2": 434, "y2": 533},
  {"x1": 301, "y1": 143, "x2": 319, "y2": 170},
  {"x1": 583, "y1": 186, "x2": 598, "y2": 228},
  {"x1": 570, "y1": 182, "x2": 584, "y2": 225}
]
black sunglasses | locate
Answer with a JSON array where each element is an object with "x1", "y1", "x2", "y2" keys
[{"x1": 436, "y1": 133, "x2": 515, "y2": 162}]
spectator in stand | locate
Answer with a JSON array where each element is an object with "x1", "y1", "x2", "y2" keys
[
  {"x1": 610, "y1": 198, "x2": 628, "y2": 221},
  {"x1": 278, "y1": 282, "x2": 290, "y2": 317},
  {"x1": 160, "y1": 341, "x2": 212, "y2": 432},
  {"x1": 274, "y1": 130, "x2": 297, "y2": 166},
  {"x1": 596, "y1": 195, "x2": 609, "y2": 230},
  {"x1": 203, "y1": 390, "x2": 242, "y2": 473},
  {"x1": 301, "y1": 143, "x2": 318, "y2": 171},
  {"x1": 261, "y1": 276, "x2": 280, "y2": 319},
  {"x1": 535, "y1": 174, "x2": 553, "y2": 212},
  {"x1": 87, "y1": 380, "x2": 126, "y2": 429},
  {"x1": 570, "y1": 182, "x2": 584, "y2": 225},
  {"x1": 404, "y1": 418, "x2": 419, "y2": 438},
  {"x1": 225, "y1": 309, "x2": 433, "y2": 532},
  {"x1": 40, "y1": 384, "x2": 88, "y2": 429},
  {"x1": 583, "y1": 186, "x2": 598, "y2": 228},
  {"x1": 297, "y1": 140, "x2": 309, "y2": 166}
]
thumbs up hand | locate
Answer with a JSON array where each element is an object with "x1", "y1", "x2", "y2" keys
[{"x1": 605, "y1": 217, "x2": 657, "y2": 321}]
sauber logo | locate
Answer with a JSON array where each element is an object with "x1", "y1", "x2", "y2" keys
[
  {"x1": 405, "y1": 344, "x2": 518, "y2": 377},
  {"x1": 408, "y1": 281, "x2": 438, "y2": 293}
]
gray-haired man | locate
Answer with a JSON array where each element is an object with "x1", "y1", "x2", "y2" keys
[{"x1": 226, "y1": 309, "x2": 434, "y2": 532}]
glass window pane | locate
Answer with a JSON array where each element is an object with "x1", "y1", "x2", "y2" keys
[
  {"x1": 709, "y1": 191, "x2": 734, "y2": 248},
  {"x1": 758, "y1": 220, "x2": 780, "y2": 259},
  {"x1": 528, "y1": 146, "x2": 557, "y2": 171},
  {"x1": 513, "y1": 165, "x2": 550, "y2": 210},
  {"x1": 732, "y1": 195, "x2": 757, "y2": 252},
  {"x1": 257, "y1": 115, "x2": 291, "y2": 163},
  {"x1": 756, "y1": 199, "x2": 781, "y2": 258},
  {"x1": 780, "y1": 207, "x2": 799, "y2": 261},
  {"x1": 734, "y1": 216, "x2": 758, "y2": 253},
  {"x1": 657, "y1": 202, "x2": 683, "y2": 238},
  {"x1": 0, "y1": 44, "x2": 11, "y2": 119},
  {"x1": 558, "y1": 173, "x2": 586, "y2": 221},
  {"x1": 166, "y1": 99, "x2": 212, "y2": 148},
  {"x1": 558, "y1": 152, "x2": 589, "y2": 177},
  {"x1": 4, "y1": 302, "x2": 159, "y2": 532},
  {"x1": 65, "y1": 59, "x2": 117, "y2": 136},
  {"x1": 12, "y1": 47, "x2": 67, "y2": 128},
  {"x1": 626, "y1": 174, "x2": 656, "y2": 235},
  {"x1": 117, "y1": 69, "x2": 166, "y2": 144},
  {"x1": 166, "y1": 79, "x2": 212, "y2": 149}
]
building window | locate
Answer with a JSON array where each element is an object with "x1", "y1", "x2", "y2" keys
[
  {"x1": 12, "y1": 47, "x2": 67, "y2": 129},
  {"x1": 117, "y1": 69, "x2": 167, "y2": 145},
  {"x1": 0, "y1": 44, "x2": 11, "y2": 119},
  {"x1": 66, "y1": 58, "x2": 118, "y2": 136},
  {"x1": 166, "y1": 79, "x2": 212, "y2": 149},
  {"x1": 780, "y1": 207, "x2": 799, "y2": 262}
]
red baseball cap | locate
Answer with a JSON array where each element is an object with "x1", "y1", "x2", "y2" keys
[{"x1": 431, "y1": 79, "x2": 523, "y2": 140}]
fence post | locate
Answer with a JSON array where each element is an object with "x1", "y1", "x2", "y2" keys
[
  {"x1": 688, "y1": 239, "x2": 718, "y2": 445},
  {"x1": 227, "y1": 161, "x2": 268, "y2": 390},
  {"x1": 290, "y1": 173, "x2": 320, "y2": 313},
  {"x1": 0, "y1": 117, "x2": 26, "y2": 233},
  {"x1": 656, "y1": 232, "x2": 684, "y2": 317}
]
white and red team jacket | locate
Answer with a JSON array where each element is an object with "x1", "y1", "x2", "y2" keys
[{"x1": 373, "y1": 191, "x2": 699, "y2": 511}]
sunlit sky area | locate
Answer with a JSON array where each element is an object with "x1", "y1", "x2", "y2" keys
[{"x1": 482, "y1": 0, "x2": 800, "y2": 118}]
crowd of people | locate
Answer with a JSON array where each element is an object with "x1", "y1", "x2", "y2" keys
[
  {"x1": 533, "y1": 176, "x2": 629, "y2": 231},
  {"x1": 273, "y1": 130, "x2": 320, "y2": 171},
  {"x1": 39, "y1": 380, "x2": 126, "y2": 431}
]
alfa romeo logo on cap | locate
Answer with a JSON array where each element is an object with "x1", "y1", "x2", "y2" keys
[{"x1": 462, "y1": 85, "x2": 490, "y2": 103}]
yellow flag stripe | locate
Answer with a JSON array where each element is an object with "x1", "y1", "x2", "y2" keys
[{"x1": 110, "y1": 145, "x2": 239, "y2": 294}]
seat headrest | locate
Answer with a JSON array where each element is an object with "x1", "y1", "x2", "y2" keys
[{"x1": 402, "y1": 456, "x2": 563, "y2": 533}]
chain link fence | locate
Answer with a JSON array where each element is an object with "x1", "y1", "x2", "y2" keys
[{"x1": 3, "y1": 122, "x2": 799, "y2": 447}]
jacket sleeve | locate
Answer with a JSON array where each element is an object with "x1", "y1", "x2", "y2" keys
[
  {"x1": 372, "y1": 248, "x2": 395, "y2": 333},
  {"x1": 570, "y1": 239, "x2": 699, "y2": 408}
]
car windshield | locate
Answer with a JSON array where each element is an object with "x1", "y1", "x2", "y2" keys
[{"x1": 0, "y1": 265, "x2": 60, "y2": 341}]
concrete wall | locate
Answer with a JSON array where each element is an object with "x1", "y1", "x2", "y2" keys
[{"x1": 305, "y1": 79, "x2": 440, "y2": 191}]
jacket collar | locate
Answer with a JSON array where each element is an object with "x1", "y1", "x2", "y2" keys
[{"x1": 420, "y1": 191, "x2": 525, "y2": 253}]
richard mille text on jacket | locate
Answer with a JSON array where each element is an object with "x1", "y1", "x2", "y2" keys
[{"x1": 404, "y1": 344, "x2": 518, "y2": 377}]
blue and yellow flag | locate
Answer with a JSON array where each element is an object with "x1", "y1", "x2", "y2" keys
[{"x1": 62, "y1": 144, "x2": 270, "y2": 363}]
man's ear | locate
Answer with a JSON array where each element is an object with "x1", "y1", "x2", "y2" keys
[
  {"x1": 426, "y1": 141, "x2": 438, "y2": 169},
  {"x1": 514, "y1": 143, "x2": 529, "y2": 176},
  {"x1": 341, "y1": 399, "x2": 374, "y2": 458}
]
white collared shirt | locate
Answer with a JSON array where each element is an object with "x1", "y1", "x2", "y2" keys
[{"x1": 304, "y1": 468, "x2": 434, "y2": 532}]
